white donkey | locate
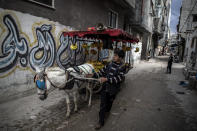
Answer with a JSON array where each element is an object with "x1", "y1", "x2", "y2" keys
[{"x1": 34, "y1": 63, "x2": 101, "y2": 117}]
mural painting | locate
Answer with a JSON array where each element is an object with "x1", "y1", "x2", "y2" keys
[
  {"x1": 0, "y1": 14, "x2": 29, "y2": 74},
  {"x1": 56, "y1": 34, "x2": 84, "y2": 69},
  {"x1": 0, "y1": 11, "x2": 85, "y2": 78},
  {"x1": 29, "y1": 24, "x2": 56, "y2": 70}
]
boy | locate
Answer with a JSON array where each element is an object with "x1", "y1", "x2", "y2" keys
[
  {"x1": 88, "y1": 49, "x2": 126, "y2": 130},
  {"x1": 167, "y1": 53, "x2": 173, "y2": 74}
]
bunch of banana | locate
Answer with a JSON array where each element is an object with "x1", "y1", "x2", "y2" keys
[
  {"x1": 70, "y1": 43, "x2": 78, "y2": 50},
  {"x1": 126, "y1": 47, "x2": 131, "y2": 51},
  {"x1": 82, "y1": 43, "x2": 88, "y2": 49},
  {"x1": 91, "y1": 43, "x2": 97, "y2": 48},
  {"x1": 90, "y1": 49, "x2": 97, "y2": 55},
  {"x1": 135, "y1": 47, "x2": 139, "y2": 52},
  {"x1": 125, "y1": 63, "x2": 130, "y2": 66},
  {"x1": 97, "y1": 42, "x2": 103, "y2": 50},
  {"x1": 85, "y1": 49, "x2": 89, "y2": 55},
  {"x1": 122, "y1": 45, "x2": 126, "y2": 51},
  {"x1": 88, "y1": 61, "x2": 104, "y2": 72}
]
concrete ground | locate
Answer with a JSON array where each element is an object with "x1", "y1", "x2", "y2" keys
[{"x1": 0, "y1": 56, "x2": 197, "y2": 131}]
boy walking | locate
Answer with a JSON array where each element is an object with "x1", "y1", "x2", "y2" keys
[
  {"x1": 88, "y1": 49, "x2": 126, "y2": 130},
  {"x1": 167, "y1": 54, "x2": 173, "y2": 74}
]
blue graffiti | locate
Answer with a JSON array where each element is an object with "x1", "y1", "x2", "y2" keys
[
  {"x1": 29, "y1": 24, "x2": 56, "y2": 70},
  {"x1": 56, "y1": 35, "x2": 84, "y2": 69},
  {"x1": 56, "y1": 35, "x2": 71, "y2": 69},
  {"x1": 0, "y1": 15, "x2": 28, "y2": 73},
  {"x1": 74, "y1": 37, "x2": 84, "y2": 65}
]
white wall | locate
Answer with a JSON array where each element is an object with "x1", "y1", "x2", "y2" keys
[
  {"x1": 0, "y1": 8, "x2": 87, "y2": 99},
  {"x1": 131, "y1": 42, "x2": 142, "y2": 64},
  {"x1": 185, "y1": 29, "x2": 197, "y2": 69},
  {"x1": 0, "y1": 8, "x2": 139, "y2": 100},
  {"x1": 142, "y1": 0, "x2": 154, "y2": 33},
  {"x1": 180, "y1": 0, "x2": 197, "y2": 68}
]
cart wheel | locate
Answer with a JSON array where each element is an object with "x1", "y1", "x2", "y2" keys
[{"x1": 93, "y1": 84, "x2": 102, "y2": 93}]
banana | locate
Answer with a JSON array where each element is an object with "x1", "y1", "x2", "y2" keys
[{"x1": 70, "y1": 43, "x2": 78, "y2": 50}]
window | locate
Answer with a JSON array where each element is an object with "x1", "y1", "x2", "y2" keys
[
  {"x1": 193, "y1": 14, "x2": 197, "y2": 22},
  {"x1": 191, "y1": 38, "x2": 195, "y2": 48},
  {"x1": 157, "y1": 0, "x2": 161, "y2": 5},
  {"x1": 128, "y1": 24, "x2": 133, "y2": 34},
  {"x1": 195, "y1": 39, "x2": 197, "y2": 53},
  {"x1": 108, "y1": 10, "x2": 118, "y2": 28},
  {"x1": 27, "y1": 0, "x2": 55, "y2": 9}
]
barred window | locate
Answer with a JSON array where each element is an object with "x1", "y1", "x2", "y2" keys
[{"x1": 108, "y1": 10, "x2": 118, "y2": 28}]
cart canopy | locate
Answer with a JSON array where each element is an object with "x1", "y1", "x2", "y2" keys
[{"x1": 63, "y1": 29, "x2": 139, "y2": 43}]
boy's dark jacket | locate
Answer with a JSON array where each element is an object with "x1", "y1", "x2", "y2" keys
[
  {"x1": 168, "y1": 56, "x2": 173, "y2": 64},
  {"x1": 93, "y1": 61, "x2": 125, "y2": 95}
]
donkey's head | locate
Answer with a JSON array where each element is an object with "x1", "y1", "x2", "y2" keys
[
  {"x1": 34, "y1": 67, "x2": 48, "y2": 100},
  {"x1": 34, "y1": 66, "x2": 75, "y2": 100}
]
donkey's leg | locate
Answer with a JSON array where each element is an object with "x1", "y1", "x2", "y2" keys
[
  {"x1": 88, "y1": 83, "x2": 93, "y2": 107},
  {"x1": 65, "y1": 92, "x2": 71, "y2": 117},
  {"x1": 85, "y1": 82, "x2": 89, "y2": 101},
  {"x1": 73, "y1": 91, "x2": 78, "y2": 112}
]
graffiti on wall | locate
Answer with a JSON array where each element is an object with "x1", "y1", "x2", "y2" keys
[
  {"x1": 29, "y1": 24, "x2": 56, "y2": 70},
  {"x1": 0, "y1": 12, "x2": 85, "y2": 77},
  {"x1": 0, "y1": 14, "x2": 29, "y2": 74},
  {"x1": 56, "y1": 34, "x2": 83, "y2": 69}
]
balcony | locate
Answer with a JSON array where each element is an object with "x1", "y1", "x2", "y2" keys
[{"x1": 192, "y1": 22, "x2": 197, "y2": 30}]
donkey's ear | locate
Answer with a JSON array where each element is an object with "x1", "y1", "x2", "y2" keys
[
  {"x1": 65, "y1": 70, "x2": 68, "y2": 76},
  {"x1": 34, "y1": 74, "x2": 37, "y2": 83},
  {"x1": 65, "y1": 70, "x2": 69, "y2": 81}
]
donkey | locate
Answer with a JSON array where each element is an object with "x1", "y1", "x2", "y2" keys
[{"x1": 34, "y1": 63, "x2": 101, "y2": 117}]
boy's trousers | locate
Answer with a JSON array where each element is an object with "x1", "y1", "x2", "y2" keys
[{"x1": 99, "y1": 88, "x2": 116, "y2": 125}]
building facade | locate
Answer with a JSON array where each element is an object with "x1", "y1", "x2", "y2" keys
[
  {"x1": 0, "y1": 0, "x2": 172, "y2": 100},
  {"x1": 178, "y1": 0, "x2": 197, "y2": 69},
  {"x1": 152, "y1": 0, "x2": 171, "y2": 56},
  {"x1": 129, "y1": 0, "x2": 155, "y2": 59},
  {"x1": 0, "y1": 0, "x2": 140, "y2": 101},
  {"x1": 168, "y1": 34, "x2": 178, "y2": 55},
  {"x1": 0, "y1": 0, "x2": 131, "y2": 30}
]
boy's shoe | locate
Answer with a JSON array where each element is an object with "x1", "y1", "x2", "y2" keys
[{"x1": 95, "y1": 123, "x2": 102, "y2": 130}]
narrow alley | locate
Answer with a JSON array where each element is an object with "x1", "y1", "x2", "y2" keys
[
  {"x1": 1, "y1": 56, "x2": 197, "y2": 131},
  {"x1": 1, "y1": 0, "x2": 197, "y2": 131}
]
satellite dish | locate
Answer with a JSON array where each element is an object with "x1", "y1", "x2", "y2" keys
[{"x1": 96, "y1": 23, "x2": 106, "y2": 31}]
